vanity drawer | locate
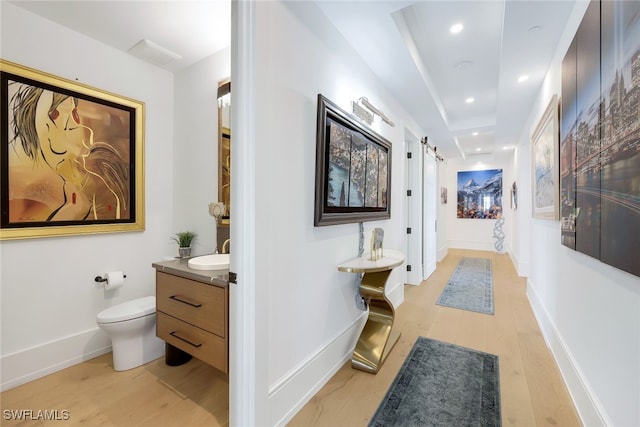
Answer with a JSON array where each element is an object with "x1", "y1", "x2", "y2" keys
[
  {"x1": 156, "y1": 272, "x2": 226, "y2": 337},
  {"x1": 157, "y1": 312, "x2": 227, "y2": 373}
]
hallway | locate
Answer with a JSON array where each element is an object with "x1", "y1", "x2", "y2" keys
[{"x1": 289, "y1": 249, "x2": 580, "y2": 426}]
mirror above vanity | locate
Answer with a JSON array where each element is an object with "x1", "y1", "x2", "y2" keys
[
  {"x1": 217, "y1": 80, "x2": 231, "y2": 218},
  {"x1": 216, "y1": 80, "x2": 231, "y2": 252}
]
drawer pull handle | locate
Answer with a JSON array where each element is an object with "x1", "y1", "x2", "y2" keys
[
  {"x1": 169, "y1": 295, "x2": 202, "y2": 308},
  {"x1": 169, "y1": 331, "x2": 202, "y2": 348}
]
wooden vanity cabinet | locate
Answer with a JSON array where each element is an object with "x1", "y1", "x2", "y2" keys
[{"x1": 156, "y1": 271, "x2": 228, "y2": 373}]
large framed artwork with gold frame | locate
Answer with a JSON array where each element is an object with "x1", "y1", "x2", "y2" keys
[{"x1": 0, "y1": 59, "x2": 145, "y2": 239}]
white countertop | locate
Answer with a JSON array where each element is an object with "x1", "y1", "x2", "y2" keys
[{"x1": 337, "y1": 249, "x2": 405, "y2": 273}]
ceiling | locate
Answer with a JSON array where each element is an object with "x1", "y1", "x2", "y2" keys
[{"x1": 9, "y1": 0, "x2": 577, "y2": 160}]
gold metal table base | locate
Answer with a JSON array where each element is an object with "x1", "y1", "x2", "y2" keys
[
  {"x1": 337, "y1": 251, "x2": 405, "y2": 374},
  {"x1": 352, "y1": 269, "x2": 401, "y2": 373}
]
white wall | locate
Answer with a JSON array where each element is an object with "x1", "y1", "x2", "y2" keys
[
  {"x1": 173, "y1": 48, "x2": 231, "y2": 256},
  {"x1": 0, "y1": 3, "x2": 175, "y2": 390},
  {"x1": 445, "y1": 156, "x2": 513, "y2": 253},
  {"x1": 245, "y1": 2, "x2": 425, "y2": 424},
  {"x1": 436, "y1": 161, "x2": 449, "y2": 261},
  {"x1": 509, "y1": 144, "x2": 531, "y2": 276},
  {"x1": 518, "y1": 2, "x2": 640, "y2": 425}
]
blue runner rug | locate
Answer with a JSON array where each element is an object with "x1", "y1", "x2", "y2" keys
[
  {"x1": 369, "y1": 337, "x2": 501, "y2": 427},
  {"x1": 436, "y1": 257, "x2": 494, "y2": 315}
]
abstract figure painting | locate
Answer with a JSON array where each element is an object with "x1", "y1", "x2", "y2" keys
[
  {"x1": 1, "y1": 60, "x2": 145, "y2": 239},
  {"x1": 457, "y1": 169, "x2": 502, "y2": 219}
]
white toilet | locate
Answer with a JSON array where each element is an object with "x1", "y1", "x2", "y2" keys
[{"x1": 96, "y1": 296, "x2": 165, "y2": 371}]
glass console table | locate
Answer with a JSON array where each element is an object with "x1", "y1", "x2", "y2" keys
[{"x1": 338, "y1": 250, "x2": 404, "y2": 373}]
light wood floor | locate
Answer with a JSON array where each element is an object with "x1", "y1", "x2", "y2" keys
[
  {"x1": 0, "y1": 350, "x2": 229, "y2": 426},
  {"x1": 1, "y1": 249, "x2": 579, "y2": 427},
  {"x1": 289, "y1": 249, "x2": 580, "y2": 426}
]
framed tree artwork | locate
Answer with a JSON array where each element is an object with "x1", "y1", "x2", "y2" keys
[
  {"x1": 531, "y1": 94, "x2": 560, "y2": 220},
  {"x1": 314, "y1": 94, "x2": 392, "y2": 226}
]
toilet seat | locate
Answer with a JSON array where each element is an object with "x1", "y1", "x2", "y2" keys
[{"x1": 97, "y1": 296, "x2": 156, "y2": 324}]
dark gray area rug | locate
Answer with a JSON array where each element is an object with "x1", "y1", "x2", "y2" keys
[
  {"x1": 369, "y1": 337, "x2": 501, "y2": 427},
  {"x1": 436, "y1": 257, "x2": 494, "y2": 314}
]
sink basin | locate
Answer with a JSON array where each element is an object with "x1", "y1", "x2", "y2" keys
[{"x1": 188, "y1": 254, "x2": 230, "y2": 271}]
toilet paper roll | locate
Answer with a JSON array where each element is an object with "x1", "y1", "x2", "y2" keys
[{"x1": 105, "y1": 271, "x2": 125, "y2": 290}]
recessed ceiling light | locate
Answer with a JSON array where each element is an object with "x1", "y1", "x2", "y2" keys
[
  {"x1": 454, "y1": 60, "x2": 474, "y2": 70},
  {"x1": 472, "y1": 131, "x2": 479, "y2": 136},
  {"x1": 476, "y1": 147, "x2": 482, "y2": 152},
  {"x1": 450, "y1": 23, "x2": 464, "y2": 34},
  {"x1": 465, "y1": 97, "x2": 475, "y2": 104},
  {"x1": 517, "y1": 74, "x2": 530, "y2": 83}
]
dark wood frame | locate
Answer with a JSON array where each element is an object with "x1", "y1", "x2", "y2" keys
[
  {"x1": 314, "y1": 94, "x2": 392, "y2": 226},
  {"x1": 0, "y1": 59, "x2": 144, "y2": 239}
]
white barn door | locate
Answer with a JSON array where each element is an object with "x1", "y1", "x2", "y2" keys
[{"x1": 422, "y1": 147, "x2": 437, "y2": 280}]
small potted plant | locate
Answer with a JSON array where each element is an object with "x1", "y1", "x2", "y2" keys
[{"x1": 171, "y1": 231, "x2": 196, "y2": 258}]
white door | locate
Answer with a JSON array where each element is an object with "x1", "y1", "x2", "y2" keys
[
  {"x1": 405, "y1": 132, "x2": 422, "y2": 285},
  {"x1": 422, "y1": 148, "x2": 437, "y2": 280}
]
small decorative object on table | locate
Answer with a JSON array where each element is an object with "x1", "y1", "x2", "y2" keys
[
  {"x1": 208, "y1": 202, "x2": 226, "y2": 224},
  {"x1": 370, "y1": 228, "x2": 384, "y2": 261},
  {"x1": 171, "y1": 231, "x2": 196, "y2": 258}
]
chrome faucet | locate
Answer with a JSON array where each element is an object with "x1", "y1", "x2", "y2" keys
[{"x1": 221, "y1": 239, "x2": 231, "y2": 254}]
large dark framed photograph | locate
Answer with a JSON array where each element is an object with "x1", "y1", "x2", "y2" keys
[
  {"x1": 1, "y1": 60, "x2": 145, "y2": 240},
  {"x1": 314, "y1": 94, "x2": 391, "y2": 226}
]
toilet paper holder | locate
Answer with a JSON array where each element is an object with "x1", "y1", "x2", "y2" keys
[{"x1": 94, "y1": 274, "x2": 127, "y2": 283}]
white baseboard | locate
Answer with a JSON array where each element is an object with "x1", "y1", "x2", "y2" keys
[
  {"x1": 448, "y1": 240, "x2": 496, "y2": 252},
  {"x1": 437, "y1": 247, "x2": 448, "y2": 262},
  {"x1": 526, "y1": 280, "x2": 610, "y2": 427},
  {"x1": 386, "y1": 280, "x2": 404, "y2": 309},
  {"x1": 517, "y1": 260, "x2": 530, "y2": 277},
  {"x1": 270, "y1": 313, "x2": 367, "y2": 426},
  {"x1": 1, "y1": 328, "x2": 111, "y2": 392},
  {"x1": 508, "y1": 249, "x2": 529, "y2": 278}
]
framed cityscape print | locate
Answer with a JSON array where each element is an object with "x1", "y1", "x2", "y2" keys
[
  {"x1": 560, "y1": 0, "x2": 640, "y2": 277},
  {"x1": 599, "y1": 0, "x2": 640, "y2": 276}
]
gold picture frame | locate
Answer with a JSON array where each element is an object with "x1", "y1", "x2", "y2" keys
[
  {"x1": 531, "y1": 94, "x2": 559, "y2": 220},
  {"x1": 1, "y1": 59, "x2": 145, "y2": 239}
]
